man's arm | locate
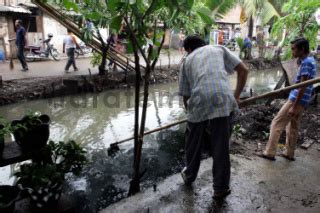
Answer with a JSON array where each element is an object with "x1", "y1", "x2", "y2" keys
[
  {"x1": 63, "y1": 42, "x2": 65, "y2": 54},
  {"x1": 288, "y1": 75, "x2": 308, "y2": 116},
  {"x1": 23, "y1": 29, "x2": 27, "y2": 46},
  {"x1": 72, "y1": 36, "x2": 83, "y2": 54},
  {"x1": 233, "y1": 62, "x2": 248, "y2": 103},
  {"x1": 72, "y1": 36, "x2": 81, "y2": 49}
]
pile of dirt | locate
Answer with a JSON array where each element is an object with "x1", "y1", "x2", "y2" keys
[
  {"x1": 0, "y1": 75, "x2": 126, "y2": 106},
  {"x1": 235, "y1": 100, "x2": 320, "y2": 147},
  {"x1": 244, "y1": 58, "x2": 281, "y2": 71}
]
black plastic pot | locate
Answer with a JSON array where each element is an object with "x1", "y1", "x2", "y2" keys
[
  {"x1": 0, "y1": 185, "x2": 20, "y2": 213},
  {"x1": 12, "y1": 114, "x2": 50, "y2": 151},
  {"x1": 24, "y1": 182, "x2": 62, "y2": 212}
]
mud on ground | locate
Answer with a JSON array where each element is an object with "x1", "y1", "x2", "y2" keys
[{"x1": 230, "y1": 100, "x2": 320, "y2": 157}]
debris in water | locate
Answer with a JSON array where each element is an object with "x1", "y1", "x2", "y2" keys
[{"x1": 107, "y1": 144, "x2": 120, "y2": 156}]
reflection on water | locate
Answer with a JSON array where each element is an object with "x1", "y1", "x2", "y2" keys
[{"x1": 0, "y1": 68, "x2": 282, "y2": 211}]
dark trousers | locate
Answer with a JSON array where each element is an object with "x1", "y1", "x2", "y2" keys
[
  {"x1": 65, "y1": 48, "x2": 77, "y2": 71},
  {"x1": 17, "y1": 45, "x2": 27, "y2": 69},
  {"x1": 184, "y1": 114, "x2": 233, "y2": 192}
]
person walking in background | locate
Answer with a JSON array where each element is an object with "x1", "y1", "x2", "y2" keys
[
  {"x1": 63, "y1": 29, "x2": 81, "y2": 73},
  {"x1": 178, "y1": 29, "x2": 185, "y2": 54},
  {"x1": 242, "y1": 37, "x2": 252, "y2": 59},
  {"x1": 14, "y1": 20, "x2": 28, "y2": 71},
  {"x1": 257, "y1": 38, "x2": 317, "y2": 161},
  {"x1": 179, "y1": 35, "x2": 248, "y2": 199},
  {"x1": 218, "y1": 30, "x2": 224, "y2": 45}
]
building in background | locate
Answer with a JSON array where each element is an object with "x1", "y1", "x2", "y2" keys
[
  {"x1": 0, "y1": 0, "x2": 73, "y2": 59},
  {"x1": 215, "y1": 6, "x2": 241, "y2": 42}
]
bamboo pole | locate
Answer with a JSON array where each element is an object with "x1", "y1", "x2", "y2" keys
[
  {"x1": 110, "y1": 77, "x2": 320, "y2": 147},
  {"x1": 110, "y1": 119, "x2": 187, "y2": 147},
  {"x1": 238, "y1": 77, "x2": 320, "y2": 107}
]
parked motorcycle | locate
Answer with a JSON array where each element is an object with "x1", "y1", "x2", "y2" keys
[
  {"x1": 223, "y1": 38, "x2": 237, "y2": 51},
  {"x1": 75, "y1": 41, "x2": 92, "y2": 58},
  {"x1": 24, "y1": 33, "x2": 60, "y2": 61}
]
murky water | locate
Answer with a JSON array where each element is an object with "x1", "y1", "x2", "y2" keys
[{"x1": 0, "y1": 68, "x2": 282, "y2": 211}]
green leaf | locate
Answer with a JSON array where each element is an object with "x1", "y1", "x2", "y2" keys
[
  {"x1": 110, "y1": 16, "x2": 123, "y2": 32},
  {"x1": 169, "y1": 9, "x2": 180, "y2": 23},
  {"x1": 126, "y1": 41, "x2": 134, "y2": 54},
  {"x1": 62, "y1": 0, "x2": 79, "y2": 12},
  {"x1": 196, "y1": 7, "x2": 214, "y2": 25},
  {"x1": 186, "y1": 0, "x2": 194, "y2": 10},
  {"x1": 107, "y1": 0, "x2": 124, "y2": 12}
]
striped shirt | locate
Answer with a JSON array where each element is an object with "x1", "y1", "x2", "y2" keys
[
  {"x1": 289, "y1": 57, "x2": 317, "y2": 107},
  {"x1": 179, "y1": 45, "x2": 241, "y2": 123}
]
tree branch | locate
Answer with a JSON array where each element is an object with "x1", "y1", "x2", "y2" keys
[
  {"x1": 124, "y1": 17, "x2": 150, "y2": 68},
  {"x1": 151, "y1": 24, "x2": 166, "y2": 70},
  {"x1": 142, "y1": 0, "x2": 158, "y2": 21}
]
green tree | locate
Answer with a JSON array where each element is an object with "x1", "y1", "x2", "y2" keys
[
  {"x1": 271, "y1": 0, "x2": 320, "y2": 59},
  {"x1": 238, "y1": 0, "x2": 283, "y2": 37},
  {"x1": 55, "y1": 0, "x2": 197, "y2": 195},
  {"x1": 55, "y1": 0, "x2": 237, "y2": 196}
]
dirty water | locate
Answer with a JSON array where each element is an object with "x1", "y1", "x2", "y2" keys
[{"x1": 0, "y1": 68, "x2": 283, "y2": 212}]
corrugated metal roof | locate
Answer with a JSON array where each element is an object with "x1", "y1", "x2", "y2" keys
[
  {"x1": 0, "y1": 5, "x2": 32, "y2": 14},
  {"x1": 18, "y1": 2, "x2": 38, "y2": 8}
]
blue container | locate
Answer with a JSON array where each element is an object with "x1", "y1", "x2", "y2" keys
[{"x1": 0, "y1": 49, "x2": 5, "y2": 61}]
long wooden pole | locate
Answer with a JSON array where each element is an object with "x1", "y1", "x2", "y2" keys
[
  {"x1": 238, "y1": 77, "x2": 320, "y2": 107},
  {"x1": 110, "y1": 77, "x2": 320, "y2": 147}
]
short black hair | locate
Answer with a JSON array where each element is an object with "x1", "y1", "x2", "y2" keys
[
  {"x1": 183, "y1": 35, "x2": 206, "y2": 52},
  {"x1": 291, "y1": 37, "x2": 309, "y2": 54},
  {"x1": 16, "y1": 19, "x2": 22, "y2": 24},
  {"x1": 67, "y1": 29, "x2": 72, "y2": 33}
]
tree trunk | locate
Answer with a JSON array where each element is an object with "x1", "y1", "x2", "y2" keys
[
  {"x1": 97, "y1": 31, "x2": 109, "y2": 76},
  {"x1": 128, "y1": 40, "x2": 141, "y2": 196},
  {"x1": 248, "y1": 15, "x2": 254, "y2": 38}
]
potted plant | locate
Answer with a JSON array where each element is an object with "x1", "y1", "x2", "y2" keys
[
  {"x1": 11, "y1": 112, "x2": 51, "y2": 151},
  {"x1": 14, "y1": 140, "x2": 87, "y2": 210}
]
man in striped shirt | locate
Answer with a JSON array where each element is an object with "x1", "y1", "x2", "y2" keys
[
  {"x1": 259, "y1": 37, "x2": 317, "y2": 161},
  {"x1": 179, "y1": 35, "x2": 248, "y2": 199}
]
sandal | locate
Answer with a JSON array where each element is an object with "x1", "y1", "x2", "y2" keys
[
  {"x1": 280, "y1": 153, "x2": 295, "y2": 161},
  {"x1": 255, "y1": 152, "x2": 276, "y2": 161},
  {"x1": 213, "y1": 188, "x2": 231, "y2": 199}
]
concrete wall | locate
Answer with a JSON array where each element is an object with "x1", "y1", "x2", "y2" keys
[{"x1": 43, "y1": 14, "x2": 67, "y2": 53}]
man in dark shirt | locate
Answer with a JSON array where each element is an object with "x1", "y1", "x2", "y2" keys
[{"x1": 15, "y1": 19, "x2": 28, "y2": 71}]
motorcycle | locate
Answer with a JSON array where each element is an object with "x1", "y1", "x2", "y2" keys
[
  {"x1": 24, "y1": 33, "x2": 60, "y2": 62},
  {"x1": 223, "y1": 38, "x2": 237, "y2": 51},
  {"x1": 75, "y1": 41, "x2": 92, "y2": 58}
]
